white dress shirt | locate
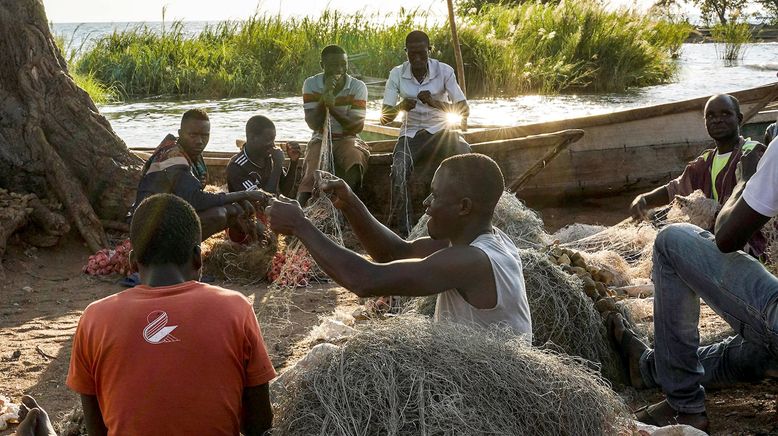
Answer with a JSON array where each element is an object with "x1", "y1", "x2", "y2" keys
[{"x1": 382, "y1": 58, "x2": 466, "y2": 138}]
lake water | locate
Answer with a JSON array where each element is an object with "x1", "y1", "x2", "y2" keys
[{"x1": 52, "y1": 22, "x2": 778, "y2": 151}]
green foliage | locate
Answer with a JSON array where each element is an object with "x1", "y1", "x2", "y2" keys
[
  {"x1": 711, "y1": 20, "x2": 753, "y2": 61},
  {"x1": 71, "y1": 71, "x2": 119, "y2": 104},
  {"x1": 73, "y1": 4, "x2": 690, "y2": 98},
  {"x1": 53, "y1": 32, "x2": 120, "y2": 103},
  {"x1": 691, "y1": 0, "x2": 750, "y2": 25},
  {"x1": 462, "y1": 2, "x2": 691, "y2": 93}
]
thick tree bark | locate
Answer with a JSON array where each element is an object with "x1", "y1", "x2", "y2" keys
[{"x1": 0, "y1": 0, "x2": 142, "y2": 251}]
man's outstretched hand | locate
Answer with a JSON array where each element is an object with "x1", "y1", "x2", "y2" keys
[
  {"x1": 16, "y1": 395, "x2": 57, "y2": 436},
  {"x1": 265, "y1": 196, "x2": 307, "y2": 236},
  {"x1": 317, "y1": 171, "x2": 355, "y2": 210}
]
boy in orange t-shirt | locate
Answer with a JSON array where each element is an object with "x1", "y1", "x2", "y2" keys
[{"x1": 67, "y1": 193, "x2": 276, "y2": 436}]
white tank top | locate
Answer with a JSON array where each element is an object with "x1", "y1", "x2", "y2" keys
[{"x1": 434, "y1": 228, "x2": 533, "y2": 341}]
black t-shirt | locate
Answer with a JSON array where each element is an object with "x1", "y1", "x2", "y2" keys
[{"x1": 226, "y1": 150, "x2": 274, "y2": 192}]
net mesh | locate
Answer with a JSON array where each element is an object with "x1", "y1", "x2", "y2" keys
[{"x1": 264, "y1": 110, "x2": 345, "y2": 322}]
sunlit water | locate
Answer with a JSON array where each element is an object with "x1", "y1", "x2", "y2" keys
[{"x1": 51, "y1": 23, "x2": 778, "y2": 151}]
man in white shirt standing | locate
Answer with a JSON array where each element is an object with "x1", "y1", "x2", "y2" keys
[
  {"x1": 381, "y1": 30, "x2": 471, "y2": 235},
  {"x1": 611, "y1": 139, "x2": 778, "y2": 431}
]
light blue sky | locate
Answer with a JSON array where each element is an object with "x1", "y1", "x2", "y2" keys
[{"x1": 42, "y1": 0, "x2": 657, "y2": 23}]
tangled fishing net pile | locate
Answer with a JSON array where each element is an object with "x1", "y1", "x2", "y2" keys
[
  {"x1": 202, "y1": 234, "x2": 277, "y2": 284},
  {"x1": 273, "y1": 316, "x2": 631, "y2": 435},
  {"x1": 520, "y1": 248, "x2": 623, "y2": 383}
]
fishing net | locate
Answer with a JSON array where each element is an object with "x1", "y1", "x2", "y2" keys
[
  {"x1": 560, "y1": 190, "x2": 722, "y2": 284},
  {"x1": 552, "y1": 223, "x2": 607, "y2": 244},
  {"x1": 761, "y1": 218, "x2": 778, "y2": 275},
  {"x1": 273, "y1": 315, "x2": 632, "y2": 435},
  {"x1": 520, "y1": 248, "x2": 624, "y2": 383},
  {"x1": 663, "y1": 190, "x2": 721, "y2": 230},
  {"x1": 407, "y1": 192, "x2": 549, "y2": 249},
  {"x1": 201, "y1": 234, "x2": 276, "y2": 284},
  {"x1": 561, "y1": 221, "x2": 657, "y2": 265},
  {"x1": 394, "y1": 248, "x2": 623, "y2": 383},
  {"x1": 581, "y1": 250, "x2": 633, "y2": 288},
  {"x1": 390, "y1": 121, "x2": 414, "y2": 236},
  {"x1": 270, "y1": 110, "x2": 343, "y2": 290},
  {"x1": 56, "y1": 404, "x2": 87, "y2": 436}
]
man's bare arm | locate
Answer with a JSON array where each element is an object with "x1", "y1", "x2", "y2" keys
[
  {"x1": 304, "y1": 105, "x2": 326, "y2": 132},
  {"x1": 242, "y1": 384, "x2": 273, "y2": 436},
  {"x1": 715, "y1": 195, "x2": 769, "y2": 252},
  {"x1": 80, "y1": 394, "x2": 107, "y2": 436},
  {"x1": 326, "y1": 104, "x2": 364, "y2": 135},
  {"x1": 287, "y1": 215, "x2": 491, "y2": 300},
  {"x1": 630, "y1": 186, "x2": 670, "y2": 221}
]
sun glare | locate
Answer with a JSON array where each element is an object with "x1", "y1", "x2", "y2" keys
[{"x1": 446, "y1": 112, "x2": 462, "y2": 125}]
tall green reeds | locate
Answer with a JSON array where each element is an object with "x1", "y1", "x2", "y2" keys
[
  {"x1": 73, "y1": 2, "x2": 691, "y2": 98},
  {"x1": 54, "y1": 32, "x2": 120, "y2": 103},
  {"x1": 711, "y1": 21, "x2": 752, "y2": 62}
]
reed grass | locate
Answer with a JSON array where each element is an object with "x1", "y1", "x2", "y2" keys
[
  {"x1": 54, "y1": 32, "x2": 120, "y2": 103},
  {"x1": 73, "y1": 3, "x2": 691, "y2": 98},
  {"x1": 711, "y1": 21, "x2": 752, "y2": 62}
]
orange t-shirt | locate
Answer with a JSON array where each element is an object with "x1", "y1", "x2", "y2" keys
[{"x1": 67, "y1": 281, "x2": 276, "y2": 436}]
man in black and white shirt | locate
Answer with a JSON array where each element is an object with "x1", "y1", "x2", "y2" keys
[
  {"x1": 224, "y1": 115, "x2": 300, "y2": 243},
  {"x1": 226, "y1": 115, "x2": 300, "y2": 197}
]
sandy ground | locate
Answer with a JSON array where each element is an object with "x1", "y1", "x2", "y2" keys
[{"x1": 1, "y1": 193, "x2": 777, "y2": 435}]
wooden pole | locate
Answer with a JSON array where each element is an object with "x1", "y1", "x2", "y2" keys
[
  {"x1": 506, "y1": 130, "x2": 583, "y2": 193},
  {"x1": 446, "y1": 0, "x2": 467, "y2": 96}
]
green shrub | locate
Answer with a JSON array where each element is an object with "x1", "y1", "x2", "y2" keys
[
  {"x1": 711, "y1": 21, "x2": 752, "y2": 62},
  {"x1": 71, "y1": 3, "x2": 691, "y2": 98}
]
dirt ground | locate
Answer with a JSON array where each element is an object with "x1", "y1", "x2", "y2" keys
[{"x1": 1, "y1": 193, "x2": 776, "y2": 435}]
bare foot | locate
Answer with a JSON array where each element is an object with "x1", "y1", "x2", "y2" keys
[
  {"x1": 16, "y1": 395, "x2": 57, "y2": 436},
  {"x1": 607, "y1": 312, "x2": 648, "y2": 389}
]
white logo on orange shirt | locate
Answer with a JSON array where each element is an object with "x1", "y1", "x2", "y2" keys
[{"x1": 143, "y1": 310, "x2": 179, "y2": 344}]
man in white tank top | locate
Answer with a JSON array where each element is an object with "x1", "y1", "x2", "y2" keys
[{"x1": 265, "y1": 154, "x2": 532, "y2": 339}]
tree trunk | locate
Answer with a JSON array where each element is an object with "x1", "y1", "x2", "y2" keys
[{"x1": 0, "y1": 0, "x2": 142, "y2": 251}]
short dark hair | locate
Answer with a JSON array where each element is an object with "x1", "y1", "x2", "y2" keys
[
  {"x1": 321, "y1": 44, "x2": 346, "y2": 59},
  {"x1": 130, "y1": 194, "x2": 201, "y2": 266},
  {"x1": 705, "y1": 94, "x2": 741, "y2": 116},
  {"x1": 181, "y1": 108, "x2": 209, "y2": 127},
  {"x1": 246, "y1": 115, "x2": 275, "y2": 137},
  {"x1": 439, "y1": 153, "x2": 504, "y2": 213},
  {"x1": 405, "y1": 30, "x2": 430, "y2": 47}
]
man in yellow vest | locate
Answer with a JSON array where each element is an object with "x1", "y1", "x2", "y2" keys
[{"x1": 629, "y1": 94, "x2": 766, "y2": 257}]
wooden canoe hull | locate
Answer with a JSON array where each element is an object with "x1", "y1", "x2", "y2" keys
[{"x1": 363, "y1": 82, "x2": 778, "y2": 202}]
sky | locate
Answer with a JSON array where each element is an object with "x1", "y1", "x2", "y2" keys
[{"x1": 42, "y1": 0, "x2": 658, "y2": 23}]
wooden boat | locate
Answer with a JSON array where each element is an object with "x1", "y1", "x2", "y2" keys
[
  {"x1": 363, "y1": 82, "x2": 778, "y2": 201},
  {"x1": 130, "y1": 82, "x2": 778, "y2": 222},
  {"x1": 131, "y1": 129, "x2": 585, "y2": 223}
]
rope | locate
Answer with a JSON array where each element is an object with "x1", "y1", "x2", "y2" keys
[{"x1": 389, "y1": 113, "x2": 414, "y2": 235}]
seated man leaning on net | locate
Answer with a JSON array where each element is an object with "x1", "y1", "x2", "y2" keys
[
  {"x1": 68, "y1": 194, "x2": 276, "y2": 436},
  {"x1": 629, "y1": 94, "x2": 766, "y2": 258},
  {"x1": 225, "y1": 115, "x2": 301, "y2": 244},
  {"x1": 128, "y1": 108, "x2": 268, "y2": 241},
  {"x1": 610, "y1": 141, "x2": 778, "y2": 431},
  {"x1": 297, "y1": 45, "x2": 370, "y2": 207},
  {"x1": 266, "y1": 153, "x2": 532, "y2": 337}
]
